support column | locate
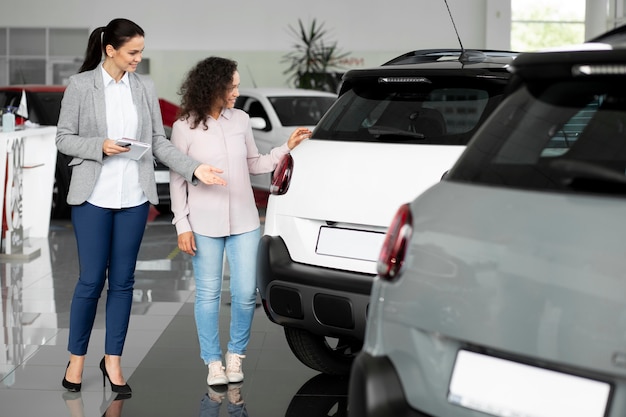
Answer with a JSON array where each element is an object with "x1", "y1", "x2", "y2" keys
[
  {"x1": 586, "y1": 0, "x2": 611, "y2": 40},
  {"x1": 486, "y1": 0, "x2": 512, "y2": 50}
]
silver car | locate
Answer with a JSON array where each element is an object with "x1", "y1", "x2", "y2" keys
[{"x1": 349, "y1": 37, "x2": 626, "y2": 417}]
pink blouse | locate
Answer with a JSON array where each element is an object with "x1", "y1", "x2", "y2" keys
[{"x1": 170, "y1": 108, "x2": 289, "y2": 237}]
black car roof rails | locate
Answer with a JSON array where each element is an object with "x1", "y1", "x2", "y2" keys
[
  {"x1": 383, "y1": 49, "x2": 518, "y2": 66},
  {"x1": 383, "y1": 49, "x2": 466, "y2": 65}
]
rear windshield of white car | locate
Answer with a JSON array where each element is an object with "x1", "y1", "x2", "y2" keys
[
  {"x1": 450, "y1": 78, "x2": 626, "y2": 195},
  {"x1": 313, "y1": 77, "x2": 508, "y2": 145}
]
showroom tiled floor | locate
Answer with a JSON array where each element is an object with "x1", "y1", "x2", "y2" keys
[{"x1": 0, "y1": 206, "x2": 349, "y2": 417}]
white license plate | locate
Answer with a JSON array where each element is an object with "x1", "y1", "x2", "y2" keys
[
  {"x1": 448, "y1": 350, "x2": 611, "y2": 417},
  {"x1": 315, "y1": 227, "x2": 385, "y2": 262},
  {"x1": 154, "y1": 170, "x2": 170, "y2": 184}
]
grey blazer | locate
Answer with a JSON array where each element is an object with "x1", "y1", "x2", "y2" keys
[{"x1": 56, "y1": 68, "x2": 199, "y2": 206}]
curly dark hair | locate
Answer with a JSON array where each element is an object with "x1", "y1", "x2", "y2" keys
[{"x1": 177, "y1": 57, "x2": 238, "y2": 130}]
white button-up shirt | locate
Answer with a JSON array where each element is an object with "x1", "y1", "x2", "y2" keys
[{"x1": 88, "y1": 65, "x2": 145, "y2": 209}]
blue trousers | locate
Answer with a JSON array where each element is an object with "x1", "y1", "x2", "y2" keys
[{"x1": 68, "y1": 202, "x2": 149, "y2": 356}]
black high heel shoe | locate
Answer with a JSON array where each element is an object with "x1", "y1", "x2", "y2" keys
[
  {"x1": 99, "y1": 356, "x2": 132, "y2": 395},
  {"x1": 62, "y1": 361, "x2": 82, "y2": 392},
  {"x1": 100, "y1": 388, "x2": 132, "y2": 415},
  {"x1": 62, "y1": 391, "x2": 84, "y2": 417}
]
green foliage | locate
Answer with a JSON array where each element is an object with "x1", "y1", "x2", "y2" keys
[{"x1": 282, "y1": 19, "x2": 350, "y2": 92}]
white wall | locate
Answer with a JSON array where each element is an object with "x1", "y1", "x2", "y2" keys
[{"x1": 0, "y1": 0, "x2": 511, "y2": 102}]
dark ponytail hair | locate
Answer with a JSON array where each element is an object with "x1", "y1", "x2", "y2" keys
[{"x1": 79, "y1": 18, "x2": 145, "y2": 73}]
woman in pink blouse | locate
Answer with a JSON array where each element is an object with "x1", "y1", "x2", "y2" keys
[{"x1": 169, "y1": 56, "x2": 311, "y2": 386}]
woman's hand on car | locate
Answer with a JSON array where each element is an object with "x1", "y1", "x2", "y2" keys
[{"x1": 287, "y1": 128, "x2": 313, "y2": 150}]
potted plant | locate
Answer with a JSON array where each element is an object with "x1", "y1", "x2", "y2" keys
[{"x1": 282, "y1": 19, "x2": 350, "y2": 93}]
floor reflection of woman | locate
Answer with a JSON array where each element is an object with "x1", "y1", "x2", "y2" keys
[{"x1": 199, "y1": 383, "x2": 248, "y2": 417}]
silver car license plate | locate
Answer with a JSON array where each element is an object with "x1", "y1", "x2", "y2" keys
[{"x1": 448, "y1": 350, "x2": 611, "y2": 417}]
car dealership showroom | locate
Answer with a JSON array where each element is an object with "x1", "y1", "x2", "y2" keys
[{"x1": 2, "y1": 1, "x2": 626, "y2": 416}]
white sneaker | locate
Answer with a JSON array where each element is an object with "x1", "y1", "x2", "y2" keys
[
  {"x1": 227, "y1": 382, "x2": 244, "y2": 405},
  {"x1": 207, "y1": 361, "x2": 228, "y2": 386},
  {"x1": 225, "y1": 352, "x2": 245, "y2": 383},
  {"x1": 208, "y1": 385, "x2": 226, "y2": 403}
]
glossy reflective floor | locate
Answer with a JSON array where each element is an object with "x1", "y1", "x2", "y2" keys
[{"x1": 0, "y1": 203, "x2": 349, "y2": 417}]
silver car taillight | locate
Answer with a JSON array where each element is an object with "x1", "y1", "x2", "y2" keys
[
  {"x1": 270, "y1": 154, "x2": 293, "y2": 195},
  {"x1": 377, "y1": 203, "x2": 413, "y2": 281}
]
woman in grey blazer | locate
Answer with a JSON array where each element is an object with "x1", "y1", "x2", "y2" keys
[{"x1": 57, "y1": 18, "x2": 226, "y2": 396}]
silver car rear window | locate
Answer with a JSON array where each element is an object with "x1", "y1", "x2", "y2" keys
[{"x1": 451, "y1": 78, "x2": 626, "y2": 196}]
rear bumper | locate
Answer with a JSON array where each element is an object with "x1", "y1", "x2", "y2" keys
[
  {"x1": 256, "y1": 234, "x2": 373, "y2": 339},
  {"x1": 349, "y1": 352, "x2": 432, "y2": 417}
]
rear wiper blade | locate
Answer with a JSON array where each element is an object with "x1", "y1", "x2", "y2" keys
[
  {"x1": 368, "y1": 126, "x2": 425, "y2": 139},
  {"x1": 549, "y1": 159, "x2": 626, "y2": 191}
]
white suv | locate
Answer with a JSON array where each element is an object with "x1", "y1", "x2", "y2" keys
[{"x1": 257, "y1": 49, "x2": 518, "y2": 375}]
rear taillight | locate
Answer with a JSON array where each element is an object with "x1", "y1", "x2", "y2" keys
[
  {"x1": 377, "y1": 204, "x2": 413, "y2": 281},
  {"x1": 270, "y1": 154, "x2": 293, "y2": 195}
]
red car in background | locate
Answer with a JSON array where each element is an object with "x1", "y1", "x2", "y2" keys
[{"x1": 0, "y1": 85, "x2": 179, "y2": 218}]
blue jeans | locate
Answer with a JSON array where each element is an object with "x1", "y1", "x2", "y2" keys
[
  {"x1": 192, "y1": 228, "x2": 260, "y2": 364},
  {"x1": 199, "y1": 393, "x2": 249, "y2": 417},
  {"x1": 68, "y1": 202, "x2": 150, "y2": 355}
]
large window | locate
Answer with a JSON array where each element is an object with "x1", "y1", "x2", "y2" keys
[
  {"x1": 511, "y1": 0, "x2": 586, "y2": 51},
  {"x1": 0, "y1": 27, "x2": 87, "y2": 85},
  {"x1": 0, "y1": 27, "x2": 151, "y2": 86}
]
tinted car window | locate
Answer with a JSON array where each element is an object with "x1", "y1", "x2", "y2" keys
[
  {"x1": 314, "y1": 76, "x2": 506, "y2": 145},
  {"x1": 235, "y1": 96, "x2": 273, "y2": 131},
  {"x1": 0, "y1": 92, "x2": 11, "y2": 107},
  {"x1": 0, "y1": 90, "x2": 64, "y2": 125},
  {"x1": 450, "y1": 78, "x2": 626, "y2": 195},
  {"x1": 29, "y1": 91, "x2": 64, "y2": 125},
  {"x1": 269, "y1": 96, "x2": 335, "y2": 126},
  {"x1": 0, "y1": 91, "x2": 20, "y2": 114}
]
